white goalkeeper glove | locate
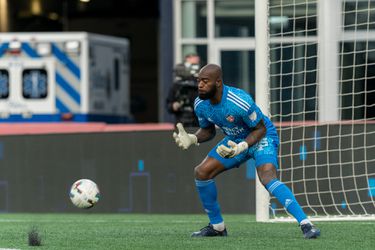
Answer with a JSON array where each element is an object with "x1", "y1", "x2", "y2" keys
[
  {"x1": 216, "y1": 140, "x2": 248, "y2": 158},
  {"x1": 173, "y1": 123, "x2": 199, "y2": 150}
]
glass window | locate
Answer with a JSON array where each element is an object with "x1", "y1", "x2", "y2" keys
[
  {"x1": 182, "y1": 0, "x2": 207, "y2": 38},
  {"x1": 22, "y1": 69, "x2": 48, "y2": 99},
  {"x1": 221, "y1": 50, "x2": 255, "y2": 97},
  {"x1": 340, "y1": 42, "x2": 375, "y2": 119},
  {"x1": 0, "y1": 70, "x2": 9, "y2": 99},
  {"x1": 270, "y1": 43, "x2": 318, "y2": 121},
  {"x1": 114, "y1": 58, "x2": 120, "y2": 91},
  {"x1": 269, "y1": 0, "x2": 317, "y2": 36},
  {"x1": 215, "y1": 0, "x2": 254, "y2": 37},
  {"x1": 343, "y1": 0, "x2": 375, "y2": 31}
]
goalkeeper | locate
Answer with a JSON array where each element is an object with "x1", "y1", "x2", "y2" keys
[{"x1": 173, "y1": 64, "x2": 320, "y2": 239}]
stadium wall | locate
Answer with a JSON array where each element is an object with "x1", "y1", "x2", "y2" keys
[
  {"x1": 1, "y1": 123, "x2": 372, "y2": 214},
  {"x1": 0, "y1": 124, "x2": 255, "y2": 213}
]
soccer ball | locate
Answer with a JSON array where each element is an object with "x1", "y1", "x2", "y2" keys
[{"x1": 69, "y1": 179, "x2": 100, "y2": 209}]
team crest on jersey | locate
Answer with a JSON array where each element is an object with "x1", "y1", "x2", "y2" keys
[{"x1": 226, "y1": 115, "x2": 235, "y2": 122}]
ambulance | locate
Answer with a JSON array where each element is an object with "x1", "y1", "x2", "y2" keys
[{"x1": 0, "y1": 32, "x2": 130, "y2": 123}]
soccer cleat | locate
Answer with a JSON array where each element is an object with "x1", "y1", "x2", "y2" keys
[
  {"x1": 191, "y1": 224, "x2": 228, "y2": 237},
  {"x1": 300, "y1": 223, "x2": 321, "y2": 239}
]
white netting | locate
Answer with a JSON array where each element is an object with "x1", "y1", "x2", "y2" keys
[{"x1": 267, "y1": 0, "x2": 375, "y2": 221}]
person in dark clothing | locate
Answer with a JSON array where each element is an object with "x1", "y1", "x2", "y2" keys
[{"x1": 166, "y1": 54, "x2": 200, "y2": 127}]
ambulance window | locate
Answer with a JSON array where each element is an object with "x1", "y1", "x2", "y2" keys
[
  {"x1": 22, "y1": 69, "x2": 48, "y2": 99},
  {"x1": 0, "y1": 70, "x2": 9, "y2": 99},
  {"x1": 114, "y1": 58, "x2": 120, "y2": 90}
]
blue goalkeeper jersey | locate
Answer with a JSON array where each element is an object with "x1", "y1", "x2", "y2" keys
[{"x1": 194, "y1": 84, "x2": 279, "y2": 142}]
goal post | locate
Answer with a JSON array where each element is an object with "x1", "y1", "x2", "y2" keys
[
  {"x1": 255, "y1": 0, "x2": 375, "y2": 222},
  {"x1": 255, "y1": 0, "x2": 271, "y2": 222}
]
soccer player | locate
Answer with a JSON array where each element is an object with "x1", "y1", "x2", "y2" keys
[{"x1": 173, "y1": 64, "x2": 320, "y2": 239}]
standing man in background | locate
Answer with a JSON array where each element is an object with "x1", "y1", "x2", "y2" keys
[
  {"x1": 173, "y1": 64, "x2": 321, "y2": 239},
  {"x1": 166, "y1": 53, "x2": 200, "y2": 127}
]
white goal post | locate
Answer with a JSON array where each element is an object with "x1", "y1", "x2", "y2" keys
[{"x1": 255, "y1": 0, "x2": 375, "y2": 222}]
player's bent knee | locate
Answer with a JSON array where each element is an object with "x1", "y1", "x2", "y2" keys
[
  {"x1": 259, "y1": 175, "x2": 274, "y2": 186},
  {"x1": 257, "y1": 164, "x2": 277, "y2": 186},
  {"x1": 194, "y1": 165, "x2": 211, "y2": 180}
]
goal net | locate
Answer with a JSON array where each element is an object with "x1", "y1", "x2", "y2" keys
[{"x1": 256, "y1": 0, "x2": 375, "y2": 221}]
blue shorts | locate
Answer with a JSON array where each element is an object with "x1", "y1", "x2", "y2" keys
[{"x1": 208, "y1": 136, "x2": 279, "y2": 169}]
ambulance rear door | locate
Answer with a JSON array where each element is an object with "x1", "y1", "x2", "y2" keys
[{"x1": 0, "y1": 58, "x2": 56, "y2": 118}]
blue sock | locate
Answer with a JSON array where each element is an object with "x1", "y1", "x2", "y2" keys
[
  {"x1": 195, "y1": 179, "x2": 223, "y2": 224},
  {"x1": 266, "y1": 179, "x2": 307, "y2": 223}
]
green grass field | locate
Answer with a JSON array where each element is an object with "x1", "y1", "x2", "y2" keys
[{"x1": 0, "y1": 214, "x2": 374, "y2": 249}]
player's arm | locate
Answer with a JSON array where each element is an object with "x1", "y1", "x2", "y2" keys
[
  {"x1": 194, "y1": 123, "x2": 216, "y2": 143},
  {"x1": 173, "y1": 123, "x2": 215, "y2": 150},
  {"x1": 244, "y1": 119, "x2": 266, "y2": 147}
]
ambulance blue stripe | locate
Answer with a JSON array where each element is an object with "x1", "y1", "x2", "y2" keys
[
  {"x1": 0, "y1": 43, "x2": 9, "y2": 57},
  {"x1": 21, "y1": 43, "x2": 40, "y2": 58},
  {"x1": 56, "y1": 97, "x2": 70, "y2": 113},
  {"x1": 56, "y1": 72, "x2": 81, "y2": 104},
  {"x1": 51, "y1": 43, "x2": 81, "y2": 80}
]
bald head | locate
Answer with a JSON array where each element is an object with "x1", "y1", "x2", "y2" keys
[
  {"x1": 197, "y1": 64, "x2": 223, "y2": 101},
  {"x1": 199, "y1": 64, "x2": 222, "y2": 80}
]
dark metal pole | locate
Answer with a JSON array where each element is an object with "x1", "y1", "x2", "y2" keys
[
  {"x1": 62, "y1": 0, "x2": 69, "y2": 31},
  {"x1": 158, "y1": 0, "x2": 174, "y2": 122}
]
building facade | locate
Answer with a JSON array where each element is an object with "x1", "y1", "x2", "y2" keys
[{"x1": 162, "y1": 0, "x2": 375, "y2": 123}]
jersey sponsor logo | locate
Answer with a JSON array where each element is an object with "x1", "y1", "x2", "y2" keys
[
  {"x1": 226, "y1": 115, "x2": 235, "y2": 123},
  {"x1": 221, "y1": 126, "x2": 245, "y2": 136},
  {"x1": 249, "y1": 111, "x2": 257, "y2": 121}
]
